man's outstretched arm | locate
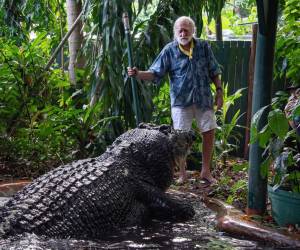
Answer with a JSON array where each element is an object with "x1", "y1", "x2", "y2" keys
[{"x1": 127, "y1": 67, "x2": 155, "y2": 81}]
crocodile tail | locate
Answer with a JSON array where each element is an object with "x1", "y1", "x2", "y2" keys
[
  {"x1": 0, "y1": 205, "x2": 10, "y2": 238},
  {"x1": 0, "y1": 209, "x2": 5, "y2": 237}
]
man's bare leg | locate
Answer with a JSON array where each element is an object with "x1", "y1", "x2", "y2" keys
[{"x1": 201, "y1": 129, "x2": 216, "y2": 182}]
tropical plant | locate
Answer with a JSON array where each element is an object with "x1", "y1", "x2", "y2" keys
[
  {"x1": 249, "y1": 0, "x2": 300, "y2": 219},
  {"x1": 0, "y1": 34, "x2": 119, "y2": 176},
  {"x1": 0, "y1": 0, "x2": 66, "y2": 45},
  {"x1": 226, "y1": 179, "x2": 248, "y2": 206},
  {"x1": 0, "y1": 35, "x2": 66, "y2": 174},
  {"x1": 0, "y1": 34, "x2": 53, "y2": 135},
  {"x1": 1, "y1": 0, "x2": 232, "y2": 130},
  {"x1": 151, "y1": 82, "x2": 171, "y2": 125},
  {"x1": 202, "y1": 0, "x2": 257, "y2": 38},
  {"x1": 208, "y1": 159, "x2": 249, "y2": 209},
  {"x1": 250, "y1": 90, "x2": 300, "y2": 193},
  {"x1": 274, "y1": 0, "x2": 300, "y2": 86},
  {"x1": 0, "y1": 0, "x2": 240, "y2": 177},
  {"x1": 215, "y1": 84, "x2": 246, "y2": 166}
]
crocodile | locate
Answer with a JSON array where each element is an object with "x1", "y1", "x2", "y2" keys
[{"x1": 0, "y1": 124, "x2": 195, "y2": 239}]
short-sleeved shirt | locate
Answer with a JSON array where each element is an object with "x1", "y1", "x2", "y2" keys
[{"x1": 149, "y1": 38, "x2": 221, "y2": 110}]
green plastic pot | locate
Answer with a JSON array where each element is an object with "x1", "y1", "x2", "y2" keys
[{"x1": 268, "y1": 185, "x2": 300, "y2": 226}]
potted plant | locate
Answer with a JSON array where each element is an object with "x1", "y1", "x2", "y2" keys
[
  {"x1": 250, "y1": 87, "x2": 300, "y2": 226},
  {"x1": 249, "y1": 0, "x2": 300, "y2": 227}
]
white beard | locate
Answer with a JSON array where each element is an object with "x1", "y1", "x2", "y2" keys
[{"x1": 176, "y1": 36, "x2": 192, "y2": 46}]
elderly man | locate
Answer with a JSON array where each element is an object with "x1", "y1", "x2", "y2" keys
[{"x1": 128, "y1": 16, "x2": 222, "y2": 186}]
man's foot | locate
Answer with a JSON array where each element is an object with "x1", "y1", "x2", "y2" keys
[
  {"x1": 200, "y1": 170, "x2": 216, "y2": 185},
  {"x1": 199, "y1": 177, "x2": 217, "y2": 188},
  {"x1": 175, "y1": 176, "x2": 188, "y2": 185}
]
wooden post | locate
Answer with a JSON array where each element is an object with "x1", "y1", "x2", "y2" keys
[{"x1": 244, "y1": 24, "x2": 257, "y2": 159}]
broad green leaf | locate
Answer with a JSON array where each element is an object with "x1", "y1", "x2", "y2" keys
[
  {"x1": 268, "y1": 109, "x2": 289, "y2": 139},
  {"x1": 250, "y1": 105, "x2": 269, "y2": 143},
  {"x1": 55, "y1": 80, "x2": 70, "y2": 88},
  {"x1": 292, "y1": 103, "x2": 300, "y2": 117},
  {"x1": 251, "y1": 105, "x2": 269, "y2": 129},
  {"x1": 83, "y1": 106, "x2": 93, "y2": 124},
  {"x1": 258, "y1": 124, "x2": 271, "y2": 148}
]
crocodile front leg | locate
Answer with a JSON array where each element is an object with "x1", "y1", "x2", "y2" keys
[{"x1": 134, "y1": 180, "x2": 195, "y2": 222}]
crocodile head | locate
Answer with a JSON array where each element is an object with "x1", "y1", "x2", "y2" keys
[
  {"x1": 169, "y1": 129, "x2": 195, "y2": 173},
  {"x1": 132, "y1": 124, "x2": 195, "y2": 190}
]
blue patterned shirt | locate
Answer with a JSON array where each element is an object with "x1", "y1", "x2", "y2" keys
[{"x1": 149, "y1": 38, "x2": 221, "y2": 109}]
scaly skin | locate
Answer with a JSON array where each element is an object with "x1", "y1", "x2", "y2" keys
[{"x1": 0, "y1": 124, "x2": 195, "y2": 239}]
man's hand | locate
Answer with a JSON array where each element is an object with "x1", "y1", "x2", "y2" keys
[
  {"x1": 127, "y1": 67, "x2": 139, "y2": 77},
  {"x1": 212, "y1": 75, "x2": 223, "y2": 110},
  {"x1": 215, "y1": 90, "x2": 223, "y2": 110},
  {"x1": 127, "y1": 68, "x2": 155, "y2": 81}
]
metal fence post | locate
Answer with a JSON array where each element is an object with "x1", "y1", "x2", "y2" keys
[
  {"x1": 247, "y1": 0, "x2": 279, "y2": 215},
  {"x1": 122, "y1": 12, "x2": 141, "y2": 126}
]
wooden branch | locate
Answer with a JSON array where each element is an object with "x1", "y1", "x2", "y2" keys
[
  {"x1": 44, "y1": 0, "x2": 89, "y2": 71},
  {"x1": 244, "y1": 24, "x2": 257, "y2": 159}
]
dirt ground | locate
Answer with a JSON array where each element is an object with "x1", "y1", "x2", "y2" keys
[
  {"x1": 172, "y1": 157, "x2": 249, "y2": 211},
  {"x1": 172, "y1": 158, "x2": 300, "y2": 236}
]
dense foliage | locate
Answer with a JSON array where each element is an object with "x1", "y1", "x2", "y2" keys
[
  {"x1": 274, "y1": 0, "x2": 300, "y2": 86},
  {"x1": 0, "y1": 34, "x2": 114, "y2": 176},
  {"x1": 0, "y1": 0, "x2": 228, "y2": 176},
  {"x1": 250, "y1": 89, "x2": 300, "y2": 193},
  {"x1": 250, "y1": 0, "x2": 300, "y2": 193},
  {"x1": 0, "y1": 0, "x2": 297, "y2": 180}
]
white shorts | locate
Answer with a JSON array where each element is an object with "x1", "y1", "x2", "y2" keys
[{"x1": 171, "y1": 104, "x2": 217, "y2": 132}]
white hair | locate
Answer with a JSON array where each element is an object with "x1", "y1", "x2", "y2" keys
[{"x1": 173, "y1": 16, "x2": 196, "y2": 38}]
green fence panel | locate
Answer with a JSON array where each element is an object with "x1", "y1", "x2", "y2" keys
[{"x1": 210, "y1": 40, "x2": 251, "y2": 156}]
